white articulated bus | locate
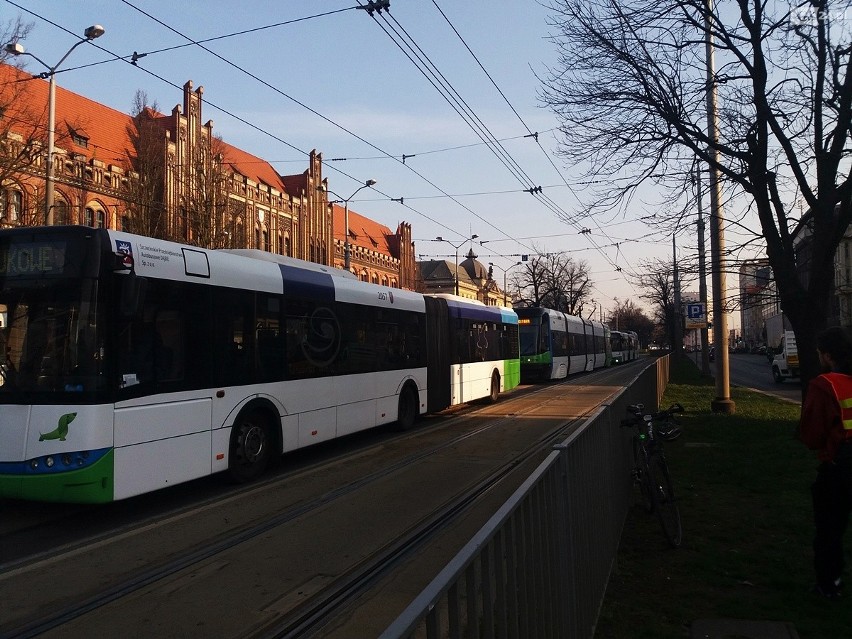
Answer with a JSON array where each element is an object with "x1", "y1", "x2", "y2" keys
[{"x1": 0, "y1": 227, "x2": 519, "y2": 503}]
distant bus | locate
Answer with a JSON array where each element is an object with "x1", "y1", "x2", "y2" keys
[
  {"x1": 516, "y1": 306, "x2": 609, "y2": 381},
  {"x1": 610, "y1": 330, "x2": 639, "y2": 364},
  {"x1": 0, "y1": 226, "x2": 519, "y2": 503}
]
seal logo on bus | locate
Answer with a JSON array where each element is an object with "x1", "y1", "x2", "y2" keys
[
  {"x1": 39, "y1": 412, "x2": 76, "y2": 442},
  {"x1": 115, "y1": 240, "x2": 133, "y2": 269}
]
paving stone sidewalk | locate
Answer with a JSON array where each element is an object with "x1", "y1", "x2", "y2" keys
[{"x1": 691, "y1": 618, "x2": 800, "y2": 639}]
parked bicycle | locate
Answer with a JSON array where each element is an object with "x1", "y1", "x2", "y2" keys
[{"x1": 621, "y1": 402, "x2": 685, "y2": 547}]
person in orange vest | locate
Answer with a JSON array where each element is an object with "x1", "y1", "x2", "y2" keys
[{"x1": 799, "y1": 326, "x2": 852, "y2": 599}]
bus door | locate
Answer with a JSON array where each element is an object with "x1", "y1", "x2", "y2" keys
[
  {"x1": 114, "y1": 277, "x2": 214, "y2": 500},
  {"x1": 583, "y1": 319, "x2": 594, "y2": 371},
  {"x1": 424, "y1": 297, "x2": 451, "y2": 412}
]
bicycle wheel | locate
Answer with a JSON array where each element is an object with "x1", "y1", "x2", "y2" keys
[
  {"x1": 655, "y1": 417, "x2": 682, "y2": 441},
  {"x1": 632, "y1": 437, "x2": 653, "y2": 513},
  {"x1": 647, "y1": 452, "x2": 682, "y2": 547}
]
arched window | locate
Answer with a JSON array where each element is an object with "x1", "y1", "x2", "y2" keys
[
  {"x1": 96, "y1": 209, "x2": 105, "y2": 228},
  {"x1": 371, "y1": 273, "x2": 379, "y2": 285},
  {"x1": 284, "y1": 235, "x2": 291, "y2": 257},
  {"x1": 53, "y1": 198, "x2": 70, "y2": 225},
  {"x1": 0, "y1": 187, "x2": 22, "y2": 222},
  {"x1": 179, "y1": 206, "x2": 188, "y2": 238},
  {"x1": 235, "y1": 220, "x2": 245, "y2": 247},
  {"x1": 84, "y1": 207, "x2": 94, "y2": 227}
]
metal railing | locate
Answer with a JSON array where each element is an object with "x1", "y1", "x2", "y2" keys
[{"x1": 381, "y1": 356, "x2": 669, "y2": 639}]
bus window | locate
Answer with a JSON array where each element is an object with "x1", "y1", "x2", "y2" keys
[
  {"x1": 285, "y1": 298, "x2": 341, "y2": 378},
  {"x1": 216, "y1": 289, "x2": 254, "y2": 386},
  {"x1": 153, "y1": 310, "x2": 182, "y2": 381},
  {"x1": 117, "y1": 278, "x2": 208, "y2": 393},
  {"x1": 256, "y1": 294, "x2": 284, "y2": 382}
]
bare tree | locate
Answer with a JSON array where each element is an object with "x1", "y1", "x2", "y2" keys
[
  {"x1": 541, "y1": 0, "x2": 852, "y2": 386},
  {"x1": 0, "y1": 17, "x2": 45, "y2": 225},
  {"x1": 609, "y1": 298, "x2": 657, "y2": 347},
  {"x1": 122, "y1": 91, "x2": 169, "y2": 239},
  {"x1": 513, "y1": 255, "x2": 551, "y2": 307},
  {"x1": 179, "y1": 135, "x2": 229, "y2": 249},
  {"x1": 514, "y1": 251, "x2": 594, "y2": 314},
  {"x1": 631, "y1": 257, "x2": 680, "y2": 348}
]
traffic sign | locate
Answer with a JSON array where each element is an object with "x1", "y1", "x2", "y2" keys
[{"x1": 685, "y1": 302, "x2": 707, "y2": 328}]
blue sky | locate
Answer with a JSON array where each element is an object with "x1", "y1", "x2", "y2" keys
[{"x1": 3, "y1": 0, "x2": 700, "y2": 321}]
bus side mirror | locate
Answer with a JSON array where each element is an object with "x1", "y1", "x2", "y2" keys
[{"x1": 120, "y1": 274, "x2": 147, "y2": 317}]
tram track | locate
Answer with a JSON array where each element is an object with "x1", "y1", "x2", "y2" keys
[
  {"x1": 0, "y1": 378, "x2": 603, "y2": 639},
  {"x1": 0, "y1": 382, "x2": 550, "y2": 572},
  {"x1": 248, "y1": 422, "x2": 556, "y2": 639}
]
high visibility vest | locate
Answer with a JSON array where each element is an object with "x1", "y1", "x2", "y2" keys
[{"x1": 820, "y1": 372, "x2": 852, "y2": 434}]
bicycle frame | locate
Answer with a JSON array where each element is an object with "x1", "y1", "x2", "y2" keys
[{"x1": 622, "y1": 403, "x2": 684, "y2": 547}]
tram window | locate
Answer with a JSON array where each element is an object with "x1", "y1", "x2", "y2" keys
[
  {"x1": 539, "y1": 322, "x2": 550, "y2": 355},
  {"x1": 552, "y1": 329, "x2": 568, "y2": 357}
]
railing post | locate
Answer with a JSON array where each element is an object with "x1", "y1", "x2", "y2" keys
[{"x1": 552, "y1": 442, "x2": 577, "y2": 637}]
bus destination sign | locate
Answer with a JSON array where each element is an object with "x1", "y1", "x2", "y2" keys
[{"x1": 0, "y1": 242, "x2": 67, "y2": 276}]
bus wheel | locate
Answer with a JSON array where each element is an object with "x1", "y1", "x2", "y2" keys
[
  {"x1": 229, "y1": 411, "x2": 271, "y2": 483},
  {"x1": 395, "y1": 386, "x2": 418, "y2": 431},
  {"x1": 489, "y1": 372, "x2": 501, "y2": 403}
]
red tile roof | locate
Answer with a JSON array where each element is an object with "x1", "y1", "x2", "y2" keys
[
  {"x1": 2, "y1": 63, "x2": 405, "y2": 259},
  {"x1": 280, "y1": 172, "x2": 309, "y2": 197},
  {"x1": 1, "y1": 63, "x2": 291, "y2": 194},
  {"x1": 219, "y1": 141, "x2": 287, "y2": 192},
  {"x1": 1, "y1": 63, "x2": 134, "y2": 165},
  {"x1": 331, "y1": 203, "x2": 394, "y2": 255}
]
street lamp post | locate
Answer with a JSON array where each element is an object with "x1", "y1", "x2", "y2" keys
[
  {"x1": 489, "y1": 261, "x2": 522, "y2": 306},
  {"x1": 5, "y1": 25, "x2": 106, "y2": 225},
  {"x1": 318, "y1": 179, "x2": 377, "y2": 271},
  {"x1": 434, "y1": 235, "x2": 478, "y2": 296},
  {"x1": 704, "y1": 0, "x2": 734, "y2": 414}
]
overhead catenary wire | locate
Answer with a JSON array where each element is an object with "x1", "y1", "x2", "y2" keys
[
  {"x1": 8, "y1": 0, "x2": 646, "y2": 278},
  {"x1": 5, "y1": 1, "x2": 681, "y2": 276},
  {"x1": 121, "y1": 0, "x2": 540, "y2": 261},
  {"x1": 427, "y1": 0, "x2": 641, "y2": 291},
  {"x1": 6, "y1": 0, "x2": 497, "y2": 247},
  {"x1": 360, "y1": 2, "x2": 640, "y2": 288}
]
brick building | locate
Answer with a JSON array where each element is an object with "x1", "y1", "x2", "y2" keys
[
  {"x1": 417, "y1": 248, "x2": 510, "y2": 306},
  {"x1": 0, "y1": 63, "x2": 415, "y2": 287}
]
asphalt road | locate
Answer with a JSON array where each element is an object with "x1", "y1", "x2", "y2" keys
[
  {"x1": 0, "y1": 362, "x2": 647, "y2": 638},
  {"x1": 688, "y1": 351, "x2": 803, "y2": 404}
]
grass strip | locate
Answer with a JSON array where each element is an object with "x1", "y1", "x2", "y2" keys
[{"x1": 595, "y1": 355, "x2": 852, "y2": 638}]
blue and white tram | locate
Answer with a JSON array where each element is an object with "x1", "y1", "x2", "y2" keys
[
  {"x1": 517, "y1": 306, "x2": 610, "y2": 381},
  {"x1": 625, "y1": 330, "x2": 639, "y2": 361},
  {"x1": 610, "y1": 330, "x2": 640, "y2": 364}
]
